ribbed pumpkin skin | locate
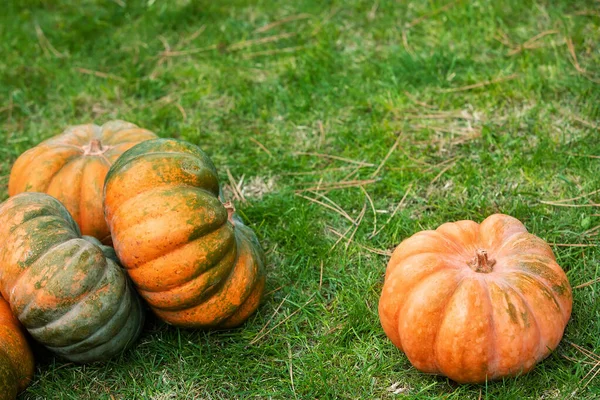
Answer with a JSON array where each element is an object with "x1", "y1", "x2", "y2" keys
[
  {"x1": 8, "y1": 120, "x2": 157, "y2": 244},
  {"x1": 104, "y1": 139, "x2": 266, "y2": 329},
  {"x1": 0, "y1": 193, "x2": 145, "y2": 363},
  {"x1": 379, "y1": 214, "x2": 572, "y2": 384},
  {"x1": 0, "y1": 296, "x2": 34, "y2": 400}
]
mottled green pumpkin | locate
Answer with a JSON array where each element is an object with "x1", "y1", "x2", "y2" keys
[
  {"x1": 0, "y1": 193, "x2": 145, "y2": 363},
  {"x1": 104, "y1": 139, "x2": 266, "y2": 328}
]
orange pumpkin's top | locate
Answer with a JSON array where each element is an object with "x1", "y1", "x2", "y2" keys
[
  {"x1": 8, "y1": 120, "x2": 157, "y2": 243},
  {"x1": 379, "y1": 214, "x2": 572, "y2": 383}
]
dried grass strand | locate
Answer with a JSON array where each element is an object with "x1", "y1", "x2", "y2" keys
[
  {"x1": 242, "y1": 46, "x2": 304, "y2": 59},
  {"x1": 228, "y1": 32, "x2": 296, "y2": 51},
  {"x1": 360, "y1": 186, "x2": 378, "y2": 236},
  {"x1": 249, "y1": 294, "x2": 316, "y2": 345},
  {"x1": 574, "y1": 278, "x2": 600, "y2": 289},
  {"x1": 295, "y1": 179, "x2": 379, "y2": 193},
  {"x1": 254, "y1": 14, "x2": 312, "y2": 33},
  {"x1": 543, "y1": 189, "x2": 600, "y2": 203},
  {"x1": 345, "y1": 203, "x2": 367, "y2": 249},
  {"x1": 371, "y1": 184, "x2": 413, "y2": 238},
  {"x1": 328, "y1": 226, "x2": 392, "y2": 256},
  {"x1": 404, "y1": 91, "x2": 437, "y2": 109},
  {"x1": 249, "y1": 137, "x2": 273, "y2": 158},
  {"x1": 252, "y1": 294, "x2": 289, "y2": 343},
  {"x1": 35, "y1": 23, "x2": 67, "y2": 58},
  {"x1": 371, "y1": 132, "x2": 402, "y2": 178},
  {"x1": 506, "y1": 30, "x2": 559, "y2": 56},
  {"x1": 430, "y1": 162, "x2": 456, "y2": 184},
  {"x1": 540, "y1": 201, "x2": 600, "y2": 208},
  {"x1": 295, "y1": 193, "x2": 356, "y2": 225},
  {"x1": 294, "y1": 152, "x2": 375, "y2": 167},
  {"x1": 75, "y1": 68, "x2": 125, "y2": 82},
  {"x1": 566, "y1": 37, "x2": 600, "y2": 84},
  {"x1": 438, "y1": 73, "x2": 518, "y2": 93}
]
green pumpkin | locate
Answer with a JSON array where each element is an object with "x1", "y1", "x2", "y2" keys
[{"x1": 0, "y1": 193, "x2": 145, "y2": 363}]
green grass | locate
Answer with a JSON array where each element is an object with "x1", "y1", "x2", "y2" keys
[{"x1": 2, "y1": 0, "x2": 600, "y2": 398}]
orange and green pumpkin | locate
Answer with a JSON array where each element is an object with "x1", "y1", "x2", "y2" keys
[
  {"x1": 104, "y1": 139, "x2": 266, "y2": 329},
  {"x1": 0, "y1": 295, "x2": 34, "y2": 400},
  {"x1": 8, "y1": 120, "x2": 157, "y2": 244},
  {"x1": 378, "y1": 214, "x2": 572, "y2": 383},
  {"x1": 0, "y1": 192, "x2": 145, "y2": 363}
]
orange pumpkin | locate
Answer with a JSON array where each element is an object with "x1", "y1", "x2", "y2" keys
[
  {"x1": 104, "y1": 139, "x2": 266, "y2": 329},
  {"x1": 8, "y1": 120, "x2": 157, "y2": 244},
  {"x1": 378, "y1": 214, "x2": 572, "y2": 383},
  {"x1": 0, "y1": 295, "x2": 34, "y2": 400}
]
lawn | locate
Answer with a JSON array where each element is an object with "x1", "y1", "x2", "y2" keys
[{"x1": 2, "y1": 0, "x2": 600, "y2": 399}]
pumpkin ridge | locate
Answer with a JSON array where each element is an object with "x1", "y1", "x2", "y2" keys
[
  {"x1": 145, "y1": 248, "x2": 235, "y2": 311},
  {"x1": 499, "y1": 279, "x2": 543, "y2": 361},
  {"x1": 143, "y1": 231, "x2": 236, "y2": 296},
  {"x1": 494, "y1": 233, "x2": 554, "y2": 260},
  {"x1": 505, "y1": 254, "x2": 565, "y2": 284},
  {"x1": 106, "y1": 183, "x2": 221, "y2": 231},
  {"x1": 482, "y1": 278, "x2": 500, "y2": 378},
  {"x1": 24, "y1": 256, "x2": 119, "y2": 340},
  {"x1": 7, "y1": 209, "x2": 66, "y2": 236},
  {"x1": 15, "y1": 240, "x2": 110, "y2": 330},
  {"x1": 394, "y1": 269, "x2": 465, "y2": 367},
  {"x1": 430, "y1": 274, "x2": 468, "y2": 374},
  {"x1": 43, "y1": 272, "x2": 130, "y2": 351},
  {"x1": 218, "y1": 275, "x2": 266, "y2": 329},
  {"x1": 38, "y1": 143, "x2": 84, "y2": 153},
  {"x1": 5, "y1": 217, "x2": 80, "y2": 275},
  {"x1": 48, "y1": 286, "x2": 143, "y2": 362},
  {"x1": 433, "y1": 227, "x2": 475, "y2": 256},
  {"x1": 109, "y1": 138, "x2": 218, "y2": 174},
  {"x1": 5, "y1": 228, "x2": 81, "y2": 297},
  {"x1": 110, "y1": 186, "x2": 229, "y2": 270},
  {"x1": 186, "y1": 242, "x2": 240, "y2": 313},
  {"x1": 152, "y1": 228, "x2": 262, "y2": 326},
  {"x1": 43, "y1": 153, "x2": 87, "y2": 193},
  {"x1": 115, "y1": 219, "x2": 231, "y2": 274},
  {"x1": 397, "y1": 252, "x2": 466, "y2": 274},
  {"x1": 504, "y1": 272, "x2": 565, "y2": 316}
]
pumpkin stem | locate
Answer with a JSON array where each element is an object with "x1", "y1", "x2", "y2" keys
[
  {"x1": 469, "y1": 249, "x2": 496, "y2": 273},
  {"x1": 223, "y1": 201, "x2": 236, "y2": 226},
  {"x1": 84, "y1": 139, "x2": 105, "y2": 155}
]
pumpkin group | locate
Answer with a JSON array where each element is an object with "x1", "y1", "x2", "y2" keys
[
  {"x1": 0, "y1": 295, "x2": 34, "y2": 400},
  {"x1": 104, "y1": 139, "x2": 266, "y2": 328},
  {"x1": 378, "y1": 214, "x2": 572, "y2": 383},
  {"x1": 8, "y1": 120, "x2": 157, "y2": 244},
  {"x1": 0, "y1": 192, "x2": 145, "y2": 363}
]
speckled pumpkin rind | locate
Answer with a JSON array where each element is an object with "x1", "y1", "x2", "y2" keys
[
  {"x1": 0, "y1": 193, "x2": 145, "y2": 363},
  {"x1": 104, "y1": 138, "x2": 266, "y2": 329},
  {"x1": 378, "y1": 214, "x2": 573, "y2": 384},
  {"x1": 8, "y1": 120, "x2": 157, "y2": 244},
  {"x1": 0, "y1": 296, "x2": 34, "y2": 400}
]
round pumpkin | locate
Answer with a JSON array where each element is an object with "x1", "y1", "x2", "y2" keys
[
  {"x1": 104, "y1": 139, "x2": 266, "y2": 329},
  {"x1": 0, "y1": 192, "x2": 145, "y2": 363},
  {"x1": 378, "y1": 214, "x2": 572, "y2": 383},
  {"x1": 0, "y1": 295, "x2": 34, "y2": 400},
  {"x1": 8, "y1": 120, "x2": 157, "y2": 244}
]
